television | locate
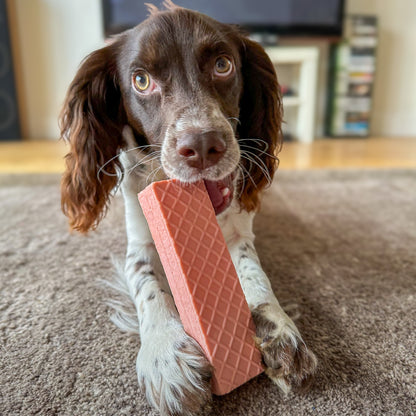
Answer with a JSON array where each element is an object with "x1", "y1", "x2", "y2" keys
[{"x1": 102, "y1": 0, "x2": 345, "y2": 39}]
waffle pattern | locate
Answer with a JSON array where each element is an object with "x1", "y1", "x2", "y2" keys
[{"x1": 138, "y1": 180, "x2": 263, "y2": 395}]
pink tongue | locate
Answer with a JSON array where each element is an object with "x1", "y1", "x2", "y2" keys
[{"x1": 204, "y1": 180, "x2": 225, "y2": 209}]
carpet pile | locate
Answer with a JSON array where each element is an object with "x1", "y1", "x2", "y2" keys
[{"x1": 1, "y1": 170, "x2": 415, "y2": 415}]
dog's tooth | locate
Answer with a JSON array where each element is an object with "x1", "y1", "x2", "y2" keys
[{"x1": 222, "y1": 187, "x2": 230, "y2": 197}]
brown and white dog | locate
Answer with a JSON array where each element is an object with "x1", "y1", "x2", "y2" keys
[{"x1": 60, "y1": 2, "x2": 317, "y2": 415}]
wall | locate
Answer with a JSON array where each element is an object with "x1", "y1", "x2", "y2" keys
[
  {"x1": 8, "y1": 0, "x2": 416, "y2": 139},
  {"x1": 8, "y1": 0, "x2": 104, "y2": 140},
  {"x1": 347, "y1": 0, "x2": 416, "y2": 137}
]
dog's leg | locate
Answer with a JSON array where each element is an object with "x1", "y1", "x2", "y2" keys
[
  {"x1": 218, "y1": 204, "x2": 317, "y2": 394},
  {"x1": 119, "y1": 157, "x2": 212, "y2": 416}
]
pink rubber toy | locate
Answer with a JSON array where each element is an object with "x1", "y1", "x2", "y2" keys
[{"x1": 138, "y1": 179, "x2": 263, "y2": 395}]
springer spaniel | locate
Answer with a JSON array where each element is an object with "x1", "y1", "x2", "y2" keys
[{"x1": 60, "y1": 2, "x2": 317, "y2": 415}]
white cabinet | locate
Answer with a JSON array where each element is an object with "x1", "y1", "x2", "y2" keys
[{"x1": 265, "y1": 47, "x2": 319, "y2": 143}]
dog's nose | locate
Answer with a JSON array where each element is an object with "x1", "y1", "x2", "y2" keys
[{"x1": 177, "y1": 130, "x2": 226, "y2": 170}]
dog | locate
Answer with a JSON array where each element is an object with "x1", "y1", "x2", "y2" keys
[{"x1": 60, "y1": 2, "x2": 317, "y2": 415}]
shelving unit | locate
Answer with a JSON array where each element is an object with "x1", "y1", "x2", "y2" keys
[
  {"x1": 266, "y1": 46, "x2": 319, "y2": 143},
  {"x1": 326, "y1": 16, "x2": 378, "y2": 137}
]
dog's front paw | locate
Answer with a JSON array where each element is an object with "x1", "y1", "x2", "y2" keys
[
  {"x1": 137, "y1": 320, "x2": 212, "y2": 416},
  {"x1": 252, "y1": 303, "x2": 317, "y2": 395}
]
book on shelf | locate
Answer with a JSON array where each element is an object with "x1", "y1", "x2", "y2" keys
[{"x1": 326, "y1": 15, "x2": 378, "y2": 137}]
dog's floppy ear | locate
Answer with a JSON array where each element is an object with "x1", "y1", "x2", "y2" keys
[
  {"x1": 60, "y1": 41, "x2": 126, "y2": 233},
  {"x1": 237, "y1": 37, "x2": 283, "y2": 212}
]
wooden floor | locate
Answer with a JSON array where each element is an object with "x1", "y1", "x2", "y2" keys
[{"x1": 0, "y1": 137, "x2": 416, "y2": 173}]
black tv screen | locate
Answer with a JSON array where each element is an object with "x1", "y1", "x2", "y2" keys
[{"x1": 102, "y1": 0, "x2": 345, "y2": 38}]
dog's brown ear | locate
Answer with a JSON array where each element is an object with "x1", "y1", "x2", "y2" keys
[
  {"x1": 60, "y1": 41, "x2": 126, "y2": 233},
  {"x1": 237, "y1": 37, "x2": 283, "y2": 212}
]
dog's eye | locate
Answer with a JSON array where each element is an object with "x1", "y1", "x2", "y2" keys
[
  {"x1": 214, "y1": 56, "x2": 233, "y2": 77},
  {"x1": 133, "y1": 71, "x2": 156, "y2": 94}
]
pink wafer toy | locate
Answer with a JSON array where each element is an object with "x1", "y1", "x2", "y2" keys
[{"x1": 138, "y1": 179, "x2": 263, "y2": 395}]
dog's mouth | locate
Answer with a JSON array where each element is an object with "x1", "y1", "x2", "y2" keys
[{"x1": 203, "y1": 173, "x2": 235, "y2": 216}]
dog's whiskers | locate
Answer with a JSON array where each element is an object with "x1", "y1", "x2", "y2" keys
[
  {"x1": 240, "y1": 151, "x2": 272, "y2": 185},
  {"x1": 227, "y1": 117, "x2": 241, "y2": 125},
  {"x1": 235, "y1": 165, "x2": 246, "y2": 199},
  {"x1": 126, "y1": 151, "x2": 162, "y2": 179},
  {"x1": 239, "y1": 144, "x2": 280, "y2": 163},
  {"x1": 145, "y1": 165, "x2": 164, "y2": 185},
  {"x1": 238, "y1": 137, "x2": 269, "y2": 149},
  {"x1": 127, "y1": 151, "x2": 161, "y2": 171},
  {"x1": 97, "y1": 144, "x2": 162, "y2": 180},
  {"x1": 237, "y1": 161, "x2": 257, "y2": 189}
]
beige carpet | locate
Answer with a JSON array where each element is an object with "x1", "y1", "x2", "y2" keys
[{"x1": 1, "y1": 170, "x2": 415, "y2": 415}]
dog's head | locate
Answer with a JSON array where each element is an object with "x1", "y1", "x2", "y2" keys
[{"x1": 61, "y1": 1, "x2": 282, "y2": 232}]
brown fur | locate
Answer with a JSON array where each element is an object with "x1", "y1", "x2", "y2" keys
[
  {"x1": 236, "y1": 37, "x2": 283, "y2": 212},
  {"x1": 60, "y1": 41, "x2": 126, "y2": 233},
  {"x1": 252, "y1": 303, "x2": 317, "y2": 392},
  {"x1": 60, "y1": 4, "x2": 282, "y2": 232}
]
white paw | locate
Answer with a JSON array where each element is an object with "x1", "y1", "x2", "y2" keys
[
  {"x1": 137, "y1": 320, "x2": 212, "y2": 416},
  {"x1": 252, "y1": 303, "x2": 317, "y2": 395}
]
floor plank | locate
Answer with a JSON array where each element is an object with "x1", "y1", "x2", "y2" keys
[
  {"x1": 0, "y1": 140, "x2": 67, "y2": 174},
  {"x1": 0, "y1": 137, "x2": 415, "y2": 174},
  {"x1": 279, "y1": 137, "x2": 416, "y2": 170}
]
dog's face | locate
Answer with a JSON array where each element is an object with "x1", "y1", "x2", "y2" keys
[
  {"x1": 117, "y1": 10, "x2": 244, "y2": 213},
  {"x1": 60, "y1": 4, "x2": 282, "y2": 232}
]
